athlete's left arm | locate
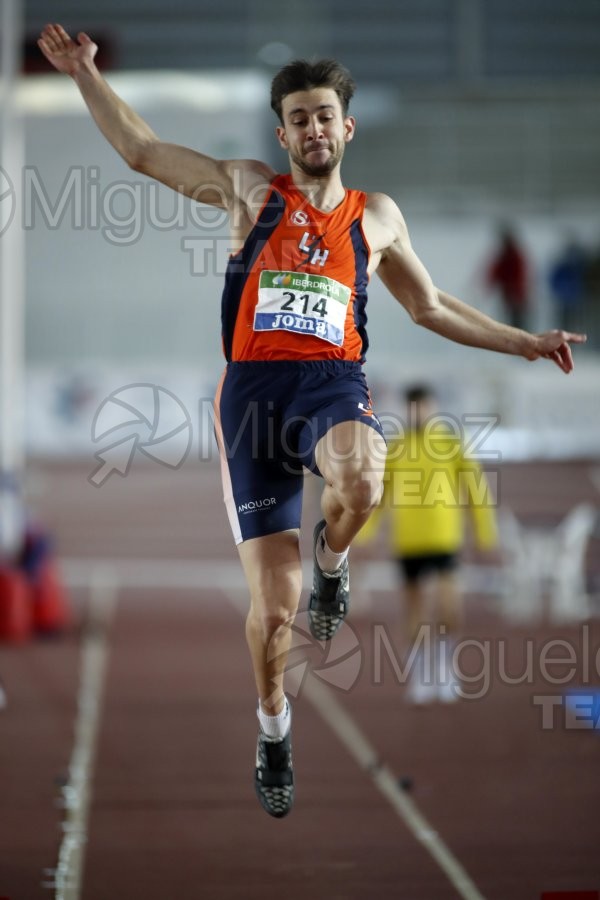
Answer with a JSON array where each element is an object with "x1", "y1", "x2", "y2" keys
[{"x1": 369, "y1": 194, "x2": 586, "y2": 374}]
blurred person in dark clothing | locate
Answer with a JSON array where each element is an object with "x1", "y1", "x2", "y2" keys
[{"x1": 549, "y1": 238, "x2": 587, "y2": 334}]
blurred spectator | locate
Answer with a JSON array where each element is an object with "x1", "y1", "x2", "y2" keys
[
  {"x1": 584, "y1": 241, "x2": 600, "y2": 349},
  {"x1": 548, "y1": 238, "x2": 587, "y2": 333},
  {"x1": 486, "y1": 225, "x2": 530, "y2": 330},
  {"x1": 55, "y1": 373, "x2": 95, "y2": 425},
  {"x1": 357, "y1": 385, "x2": 498, "y2": 705}
]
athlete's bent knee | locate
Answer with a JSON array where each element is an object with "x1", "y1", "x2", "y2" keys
[{"x1": 336, "y1": 468, "x2": 383, "y2": 516}]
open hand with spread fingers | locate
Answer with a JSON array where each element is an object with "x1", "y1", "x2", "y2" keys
[{"x1": 38, "y1": 23, "x2": 97, "y2": 77}]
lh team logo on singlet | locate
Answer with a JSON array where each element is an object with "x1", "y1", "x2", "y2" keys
[{"x1": 298, "y1": 231, "x2": 329, "y2": 267}]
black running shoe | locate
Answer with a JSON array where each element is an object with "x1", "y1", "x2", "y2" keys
[
  {"x1": 254, "y1": 730, "x2": 294, "y2": 818},
  {"x1": 308, "y1": 519, "x2": 350, "y2": 642}
]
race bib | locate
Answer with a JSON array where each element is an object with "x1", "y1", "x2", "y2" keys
[{"x1": 254, "y1": 270, "x2": 351, "y2": 347}]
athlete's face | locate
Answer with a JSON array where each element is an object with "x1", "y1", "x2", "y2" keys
[{"x1": 276, "y1": 88, "x2": 355, "y2": 177}]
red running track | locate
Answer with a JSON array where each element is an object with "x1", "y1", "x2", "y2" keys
[{"x1": 1, "y1": 459, "x2": 599, "y2": 899}]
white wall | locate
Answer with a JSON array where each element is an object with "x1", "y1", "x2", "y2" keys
[{"x1": 18, "y1": 73, "x2": 271, "y2": 366}]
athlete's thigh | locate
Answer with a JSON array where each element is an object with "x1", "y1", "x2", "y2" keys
[
  {"x1": 315, "y1": 419, "x2": 387, "y2": 488},
  {"x1": 214, "y1": 365, "x2": 304, "y2": 544},
  {"x1": 290, "y1": 362, "x2": 387, "y2": 481}
]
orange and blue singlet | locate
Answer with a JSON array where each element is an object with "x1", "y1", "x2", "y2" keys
[{"x1": 214, "y1": 174, "x2": 385, "y2": 543}]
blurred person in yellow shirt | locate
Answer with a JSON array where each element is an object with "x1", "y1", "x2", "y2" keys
[{"x1": 358, "y1": 384, "x2": 498, "y2": 704}]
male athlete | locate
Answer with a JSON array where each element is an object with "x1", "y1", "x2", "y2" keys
[{"x1": 39, "y1": 24, "x2": 586, "y2": 818}]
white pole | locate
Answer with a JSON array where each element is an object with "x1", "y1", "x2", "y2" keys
[{"x1": 0, "y1": 0, "x2": 25, "y2": 558}]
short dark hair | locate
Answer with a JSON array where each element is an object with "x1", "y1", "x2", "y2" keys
[
  {"x1": 270, "y1": 59, "x2": 355, "y2": 123},
  {"x1": 405, "y1": 384, "x2": 435, "y2": 404}
]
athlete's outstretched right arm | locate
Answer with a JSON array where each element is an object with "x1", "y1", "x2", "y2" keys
[{"x1": 38, "y1": 24, "x2": 274, "y2": 209}]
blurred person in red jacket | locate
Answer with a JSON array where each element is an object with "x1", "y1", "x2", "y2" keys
[{"x1": 487, "y1": 226, "x2": 530, "y2": 330}]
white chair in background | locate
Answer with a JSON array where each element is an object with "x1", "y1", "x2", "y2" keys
[
  {"x1": 499, "y1": 503, "x2": 597, "y2": 624},
  {"x1": 547, "y1": 503, "x2": 597, "y2": 623},
  {"x1": 499, "y1": 507, "x2": 547, "y2": 622}
]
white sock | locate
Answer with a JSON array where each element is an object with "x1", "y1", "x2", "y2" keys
[
  {"x1": 411, "y1": 644, "x2": 432, "y2": 684},
  {"x1": 315, "y1": 525, "x2": 349, "y2": 574},
  {"x1": 257, "y1": 696, "x2": 291, "y2": 741},
  {"x1": 436, "y1": 636, "x2": 456, "y2": 685}
]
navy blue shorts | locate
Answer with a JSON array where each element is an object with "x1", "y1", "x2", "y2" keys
[{"x1": 214, "y1": 360, "x2": 385, "y2": 544}]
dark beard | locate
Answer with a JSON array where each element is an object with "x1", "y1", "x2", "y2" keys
[{"x1": 291, "y1": 145, "x2": 343, "y2": 177}]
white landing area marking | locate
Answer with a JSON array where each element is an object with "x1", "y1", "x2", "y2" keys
[{"x1": 52, "y1": 566, "x2": 118, "y2": 900}]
